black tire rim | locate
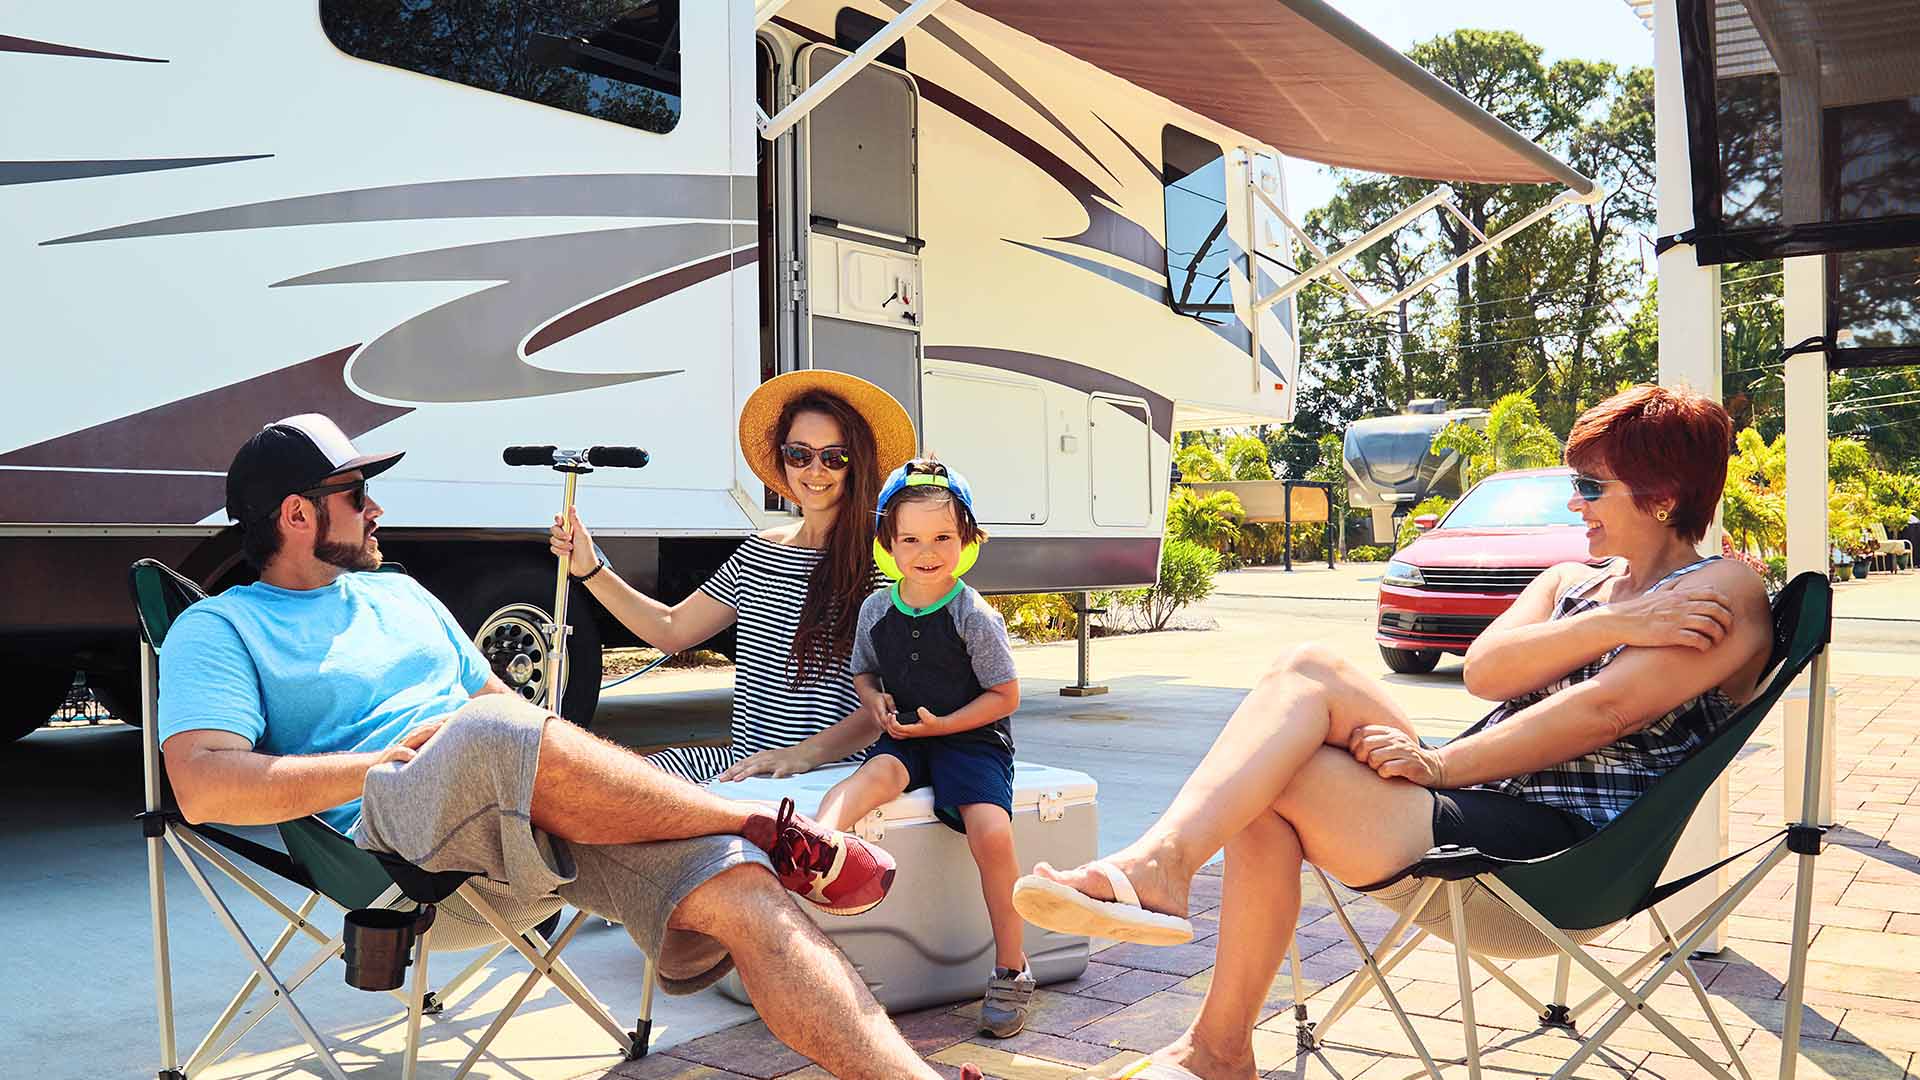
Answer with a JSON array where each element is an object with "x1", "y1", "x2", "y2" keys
[{"x1": 476, "y1": 603, "x2": 551, "y2": 707}]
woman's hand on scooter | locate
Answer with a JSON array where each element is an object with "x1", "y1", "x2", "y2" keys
[{"x1": 549, "y1": 506, "x2": 600, "y2": 578}]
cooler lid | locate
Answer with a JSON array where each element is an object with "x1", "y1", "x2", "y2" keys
[{"x1": 706, "y1": 760, "x2": 1097, "y2": 826}]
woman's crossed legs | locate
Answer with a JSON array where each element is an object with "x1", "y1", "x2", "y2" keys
[{"x1": 1031, "y1": 644, "x2": 1441, "y2": 1080}]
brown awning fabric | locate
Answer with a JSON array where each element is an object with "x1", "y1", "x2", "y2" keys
[{"x1": 960, "y1": 0, "x2": 1595, "y2": 192}]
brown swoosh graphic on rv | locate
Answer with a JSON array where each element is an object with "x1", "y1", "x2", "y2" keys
[
  {"x1": 0, "y1": 346, "x2": 408, "y2": 524},
  {"x1": 276, "y1": 224, "x2": 738, "y2": 403},
  {"x1": 0, "y1": 34, "x2": 165, "y2": 62}
]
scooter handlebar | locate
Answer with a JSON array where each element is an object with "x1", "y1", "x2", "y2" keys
[
  {"x1": 586, "y1": 445, "x2": 650, "y2": 469},
  {"x1": 502, "y1": 445, "x2": 559, "y2": 467}
]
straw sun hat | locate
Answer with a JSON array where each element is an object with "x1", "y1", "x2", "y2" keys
[{"x1": 738, "y1": 370, "x2": 917, "y2": 501}]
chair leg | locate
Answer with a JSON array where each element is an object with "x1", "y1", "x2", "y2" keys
[
  {"x1": 1287, "y1": 938, "x2": 1313, "y2": 1052},
  {"x1": 402, "y1": 919, "x2": 433, "y2": 1080},
  {"x1": 186, "y1": 892, "x2": 322, "y2": 1070},
  {"x1": 1303, "y1": 864, "x2": 1435, "y2": 1045},
  {"x1": 1312, "y1": 870, "x2": 1446, "y2": 1080},
  {"x1": 632, "y1": 954, "x2": 657, "y2": 1060},
  {"x1": 1445, "y1": 882, "x2": 1483, "y2": 1080},
  {"x1": 1651, "y1": 909, "x2": 1751, "y2": 1080},
  {"x1": 142, "y1": 647, "x2": 183, "y2": 1080},
  {"x1": 1543, "y1": 952, "x2": 1574, "y2": 1030}
]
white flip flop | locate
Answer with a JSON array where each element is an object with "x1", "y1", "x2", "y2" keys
[
  {"x1": 1011, "y1": 860, "x2": 1194, "y2": 946},
  {"x1": 1105, "y1": 1055, "x2": 1208, "y2": 1079}
]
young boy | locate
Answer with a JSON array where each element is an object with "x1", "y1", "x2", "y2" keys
[{"x1": 813, "y1": 458, "x2": 1033, "y2": 1037}]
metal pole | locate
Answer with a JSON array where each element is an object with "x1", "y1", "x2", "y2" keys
[
  {"x1": 1059, "y1": 591, "x2": 1108, "y2": 698},
  {"x1": 549, "y1": 471, "x2": 579, "y2": 713},
  {"x1": 1283, "y1": 481, "x2": 1294, "y2": 572}
]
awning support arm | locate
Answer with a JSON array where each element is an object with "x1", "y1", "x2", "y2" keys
[
  {"x1": 1249, "y1": 181, "x2": 1605, "y2": 317},
  {"x1": 755, "y1": 0, "x2": 952, "y2": 142}
]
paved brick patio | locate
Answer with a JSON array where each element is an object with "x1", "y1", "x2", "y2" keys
[{"x1": 599, "y1": 671, "x2": 1920, "y2": 1080}]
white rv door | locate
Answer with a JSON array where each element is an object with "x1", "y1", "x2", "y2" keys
[
  {"x1": 1090, "y1": 395, "x2": 1153, "y2": 527},
  {"x1": 796, "y1": 44, "x2": 923, "y2": 432}
]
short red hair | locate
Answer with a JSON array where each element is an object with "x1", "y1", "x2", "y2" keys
[{"x1": 1565, "y1": 384, "x2": 1732, "y2": 544}]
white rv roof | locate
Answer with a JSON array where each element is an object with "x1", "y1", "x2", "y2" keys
[{"x1": 961, "y1": 0, "x2": 1596, "y2": 193}]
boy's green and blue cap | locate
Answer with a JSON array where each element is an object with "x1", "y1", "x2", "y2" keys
[{"x1": 876, "y1": 458, "x2": 975, "y2": 518}]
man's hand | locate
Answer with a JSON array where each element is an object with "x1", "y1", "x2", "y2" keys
[
  {"x1": 1348, "y1": 724, "x2": 1445, "y2": 787},
  {"x1": 716, "y1": 746, "x2": 816, "y2": 782},
  {"x1": 374, "y1": 720, "x2": 444, "y2": 768}
]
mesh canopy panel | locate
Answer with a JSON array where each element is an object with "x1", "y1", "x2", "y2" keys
[{"x1": 1673, "y1": 0, "x2": 1920, "y2": 362}]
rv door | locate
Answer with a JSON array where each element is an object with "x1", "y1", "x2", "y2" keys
[{"x1": 795, "y1": 44, "x2": 923, "y2": 434}]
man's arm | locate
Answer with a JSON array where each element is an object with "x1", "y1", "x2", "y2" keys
[{"x1": 163, "y1": 725, "x2": 441, "y2": 825}]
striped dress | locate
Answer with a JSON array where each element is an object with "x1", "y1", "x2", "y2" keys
[
  {"x1": 1469, "y1": 555, "x2": 1737, "y2": 827},
  {"x1": 646, "y1": 535, "x2": 877, "y2": 784}
]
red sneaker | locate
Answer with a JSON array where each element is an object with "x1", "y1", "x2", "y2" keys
[{"x1": 743, "y1": 798, "x2": 896, "y2": 916}]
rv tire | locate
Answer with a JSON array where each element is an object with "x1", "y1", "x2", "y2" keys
[
  {"x1": 5, "y1": 661, "x2": 74, "y2": 743},
  {"x1": 1379, "y1": 645, "x2": 1441, "y2": 675},
  {"x1": 440, "y1": 562, "x2": 603, "y2": 730}
]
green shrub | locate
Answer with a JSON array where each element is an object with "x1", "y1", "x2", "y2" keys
[
  {"x1": 1764, "y1": 555, "x2": 1788, "y2": 589},
  {"x1": 985, "y1": 592, "x2": 1079, "y2": 643},
  {"x1": 1112, "y1": 539, "x2": 1220, "y2": 631},
  {"x1": 1346, "y1": 544, "x2": 1391, "y2": 562}
]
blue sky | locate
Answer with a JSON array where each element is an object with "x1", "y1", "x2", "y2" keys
[{"x1": 1285, "y1": 0, "x2": 1655, "y2": 213}]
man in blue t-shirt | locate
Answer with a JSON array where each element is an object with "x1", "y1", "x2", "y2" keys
[{"x1": 158, "y1": 414, "x2": 977, "y2": 1080}]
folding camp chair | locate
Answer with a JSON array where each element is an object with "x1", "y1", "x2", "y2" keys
[
  {"x1": 132, "y1": 559, "x2": 653, "y2": 1080},
  {"x1": 1283, "y1": 571, "x2": 1834, "y2": 1080}
]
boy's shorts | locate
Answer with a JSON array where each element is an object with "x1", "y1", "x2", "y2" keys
[{"x1": 870, "y1": 733, "x2": 1013, "y2": 833}]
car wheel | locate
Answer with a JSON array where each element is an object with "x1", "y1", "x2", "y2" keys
[
  {"x1": 1380, "y1": 645, "x2": 1441, "y2": 675},
  {"x1": 442, "y1": 561, "x2": 603, "y2": 729},
  {"x1": 4, "y1": 662, "x2": 74, "y2": 743}
]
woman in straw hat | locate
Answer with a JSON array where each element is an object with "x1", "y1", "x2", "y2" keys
[{"x1": 552, "y1": 371, "x2": 917, "y2": 784}]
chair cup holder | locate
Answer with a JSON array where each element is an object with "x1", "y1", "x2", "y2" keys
[{"x1": 343, "y1": 905, "x2": 434, "y2": 991}]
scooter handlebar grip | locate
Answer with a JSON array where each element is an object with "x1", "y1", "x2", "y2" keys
[
  {"x1": 587, "y1": 446, "x2": 650, "y2": 469},
  {"x1": 502, "y1": 445, "x2": 558, "y2": 467}
]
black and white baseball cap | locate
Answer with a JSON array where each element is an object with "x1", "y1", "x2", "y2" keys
[{"x1": 225, "y1": 414, "x2": 404, "y2": 524}]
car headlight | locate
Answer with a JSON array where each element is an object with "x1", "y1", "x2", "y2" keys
[{"x1": 1382, "y1": 560, "x2": 1426, "y2": 587}]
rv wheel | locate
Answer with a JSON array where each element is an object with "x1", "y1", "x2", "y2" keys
[
  {"x1": 1379, "y1": 646, "x2": 1441, "y2": 675},
  {"x1": 443, "y1": 564, "x2": 603, "y2": 730},
  {"x1": 4, "y1": 662, "x2": 73, "y2": 743}
]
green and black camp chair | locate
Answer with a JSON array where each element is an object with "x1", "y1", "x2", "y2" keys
[
  {"x1": 1284, "y1": 571, "x2": 1834, "y2": 1080},
  {"x1": 132, "y1": 559, "x2": 652, "y2": 1080}
]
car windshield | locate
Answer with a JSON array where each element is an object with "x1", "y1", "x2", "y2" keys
[{"x1": 1440, "y1": 474, "x2": 1585, "y2": 529}]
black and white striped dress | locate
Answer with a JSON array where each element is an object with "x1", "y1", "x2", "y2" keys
[{"x1": 646, "y1": 535, "x2": 876, "y2": 784}]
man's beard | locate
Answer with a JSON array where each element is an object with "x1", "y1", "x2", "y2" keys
[{"x1": 313, "y1": 499, "x2": 382, "y2": 571}]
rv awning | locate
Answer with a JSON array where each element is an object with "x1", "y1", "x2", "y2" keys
[{"x1": 960, "y1": 0, "x2": 1595, "y2": 192}]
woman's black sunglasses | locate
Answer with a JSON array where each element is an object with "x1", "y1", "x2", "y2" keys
[
  {"x1": 303, "y1": 478, "x2": 369, "y2": 511},
  {"x1": 780, "y1": 443, "x2": 852, "y2": 471},
  {"x1": 1569, "y1": 473, "x2": 1626, "y2": 502}
]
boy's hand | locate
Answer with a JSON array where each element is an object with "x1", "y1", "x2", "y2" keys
[
  {"x1": 860, "y1": 692, "x2": 897, "y2": 731},
  {"x1": 883, "y1": 708, "x2": 939, "y2": 739}
]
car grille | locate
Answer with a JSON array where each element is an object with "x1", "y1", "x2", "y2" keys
[
  {"x1": 1411, "y1": 566, "x2": 1549, "y2": 593},
  {"x1": 1378, "y1": 612, "x2": 1494, "y2": 639}
]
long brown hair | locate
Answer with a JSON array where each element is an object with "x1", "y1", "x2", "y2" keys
[{"x1": 780, "y1": 390, "x2": 882, "y2": 687}]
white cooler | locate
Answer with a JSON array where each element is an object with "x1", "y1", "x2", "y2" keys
[{"x1": 706, "y1": 760, "x2": 1097, "y2": 1012}]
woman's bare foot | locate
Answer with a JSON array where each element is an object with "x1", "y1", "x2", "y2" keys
[
  {"x1": 1091, "y1": 1032, "x2": 1258, "y2": 1080},
  {"x1": 1031, "y1": 841, "x2": 1192, "y2": 920}
]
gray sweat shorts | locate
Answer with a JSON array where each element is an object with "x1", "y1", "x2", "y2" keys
[{"x1": 353, "y1": 694, "x2": 774, "y2": 995}]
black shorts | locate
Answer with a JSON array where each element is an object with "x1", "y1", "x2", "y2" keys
[
  {"x1": 1428, "y1": 787, "x2": 1596, "y2": 860},
  {"x1": 870, "y1": 734, "x2": 1014, "y2": 834}
]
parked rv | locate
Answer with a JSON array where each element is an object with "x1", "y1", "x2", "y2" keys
[
  {"x1": 1, "y1": 1, "x2": 1593, "y2": 740},
  {"x1": 1343, "y1": 400, "x2": 1488, "y2": 546}
]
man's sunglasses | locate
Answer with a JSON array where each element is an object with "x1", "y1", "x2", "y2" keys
[
  {"x1": 779, "y1": 443, "x2": 853, "y2": 471},
  {"x1": 1570, "y1": 473, "x2": 1627, "y2": 502},
  {"x1": 302, "y1": 478, "x2": 369, "y2": 511}
]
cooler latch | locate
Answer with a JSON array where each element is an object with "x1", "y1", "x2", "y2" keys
[
  {"x1": 855, "y1": 809, "x2": 887, "y2": 843},
  {"x1": 1038, "y1": 792, "x2": 1065, "y2": 823}
]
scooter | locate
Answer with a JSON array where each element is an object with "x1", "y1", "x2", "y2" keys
[{"x1": 500, "y1": 444, "x2": 649, "y2": 712}]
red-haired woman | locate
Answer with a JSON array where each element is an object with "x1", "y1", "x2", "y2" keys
[
  {"x1": 1012, "y1": 385, "x2": 1772, "y2": 1080},
  {"x1": 552, "y1": 371, "x2": 915, "y2": 784}
]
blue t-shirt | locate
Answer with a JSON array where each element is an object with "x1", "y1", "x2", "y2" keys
[{"x1": 158, "y1": 572, "x2": 492, "y2": 834}]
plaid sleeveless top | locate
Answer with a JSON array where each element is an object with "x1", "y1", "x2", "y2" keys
[{"x1": 1469, "y1": 556, "x2": 1736, "y2": 828}]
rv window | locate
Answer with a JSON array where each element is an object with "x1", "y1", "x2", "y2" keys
[
  {"x1": 1163, "y1": 126, "x2": 1233, "y2": 325},
  {"x1": 320, "y1": 0, "x2": 682, "y2": 135}
]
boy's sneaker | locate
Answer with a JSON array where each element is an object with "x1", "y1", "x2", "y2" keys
[
  {"x1": 979, "y1": 966, "x2": 1036, "y2": 1037},
  {"x1": 742, "y1": 798, "x2": 896, "y2": 916}
]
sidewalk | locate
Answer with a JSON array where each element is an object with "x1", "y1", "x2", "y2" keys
[{"x1": 604, "y1": 666, "x2": 1920, "y2": 1080}]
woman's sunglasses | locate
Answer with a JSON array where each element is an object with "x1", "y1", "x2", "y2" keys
[
  {"x1": 303, "y1": 478, "x2": 369, "y2": 511},
  {"x1": 780, "y1": 443, "x2": 852, "y2": 471},
  {"x1": 1569, "y1": 473, "x2": 1627, "y2": 502}
]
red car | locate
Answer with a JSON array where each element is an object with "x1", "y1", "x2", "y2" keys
[{"x1": 1375, "y1": 467, "x2": 1604, "y2": 674}]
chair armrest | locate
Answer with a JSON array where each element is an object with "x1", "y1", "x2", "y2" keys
[{"x1": 1406, "y1": 845, "x2": 1519, "y2": 881}]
